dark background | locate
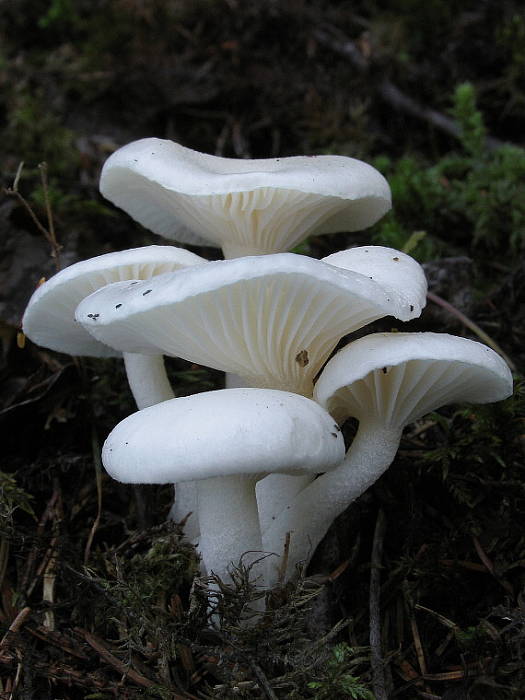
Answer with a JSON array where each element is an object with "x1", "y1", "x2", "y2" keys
[{"x1": 0, "y1": 1, "x2": 524, "y2": 697}]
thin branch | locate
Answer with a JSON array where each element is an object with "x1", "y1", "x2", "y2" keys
[
  {"x1": 314, "y1": 27, "x2": 505, "y2": 151},
  {"x1": 38, "y1": 162, "x2": 61, "y2": 270},
  {"x1": 427, "y1": 291, "x2": 516, "y2": 371},
  {"x1": 78, "y1": 628, "x2": 157, "y2": 689},
  {"x1": 84, "y1": 424, "x2": 103, "y2": 565},
  {"x1": 369, "y1": 509, "x2": 388, "y2": 700},
  {"x1": 248, "y1": 659, "x2": 279, "y2": 700},
  {"x1": 3, "y1": 161, "x2": 61, "y2": 271}
]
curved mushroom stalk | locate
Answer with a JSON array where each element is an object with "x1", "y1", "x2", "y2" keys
[
  {"x1": 263, "y1": 423, "x2": 401, "y2": 587},
  {"x1": 264, "y1": 332, "x2": 513, "y2": 586}
]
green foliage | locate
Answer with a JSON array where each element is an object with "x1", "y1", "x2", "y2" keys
[
  {"x1": 38, "y1": 0, "x2": 78, "y2": 30},
  {"x1": 6, "y1": 94, "x2": 78, "y2": 175},
  {"x1": 419, "y1": 381, "x2": 524, "y2": 520},
  {"x1": 374, "y1": 83, "x2": 525, "y2": 256},
  {"x1": 307, "y1": 643, "x2": 374, "y2": 699},
  {"x1": 451, "y1": 83, "x2": 487, "y2": 157}
]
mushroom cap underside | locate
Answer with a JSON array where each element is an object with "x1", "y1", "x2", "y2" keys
[
  {"x1": 314, "y1": 332, "x2": 514, "y2": 426},
  {"x1": 22, "y1": 245, "x2": 205, "y2": 357},
  {"x1": 100, "y1": 138, "x2": 391, "y2": 250},
  {"x1": 75, "y1": 253, "x2": 426, "y2": 394}
]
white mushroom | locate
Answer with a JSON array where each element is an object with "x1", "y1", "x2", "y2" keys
[
  {"x1": 102, "y1": 388, "x2": 345, "y2": 584},
  {"x1": 322, "y1": 245, "x2": 427, "y2": 318},
  {"x1": 75, "y1": 249, "x2": 426, "y2": 537},
  {"x1": 99, "y1": 138, "x2": 391, "y2": 258},
  {"x1": 22, "y1": 245, "x2": 206, "y2": 409},
  {"x1": 263, "y1": 332, "x2": 514, "y2": 585},
  {"x1": 74, "y1": 251, "x2": 426, "y2": 397}
]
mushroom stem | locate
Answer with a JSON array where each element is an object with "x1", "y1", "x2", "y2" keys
[
  {"x1": 197, "y1": 475, "x2": 264, "y2": 585},
  {"x1": 263, "y1": 423, "x2": 402, "y2": 586},
  {"x1": 223, "y1": 371, "x2": 316, "y2": 539},
  {"x1": 123, "y1": 352, "x2": 199, "y2": 541},
  {"x1": 123, "y1": 352, "x2": 175, "y2": 410}
]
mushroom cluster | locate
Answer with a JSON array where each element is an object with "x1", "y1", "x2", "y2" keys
[{"x1": 23, "y1": 138, "x2": 514, "y2": 592}]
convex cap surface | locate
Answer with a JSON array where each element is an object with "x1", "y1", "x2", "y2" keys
[{"x1": 102, "y1": 388, "x2": 346, "y2": 483}]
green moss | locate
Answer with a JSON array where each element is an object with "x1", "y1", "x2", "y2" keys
[{"x1": 373, "y1": 84, "x2": 525, "y2": 257}]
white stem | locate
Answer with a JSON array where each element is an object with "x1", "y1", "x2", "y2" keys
[
  {"x1": 263, "y1": 422, "x2": 402, "y2": 586},
  {"x1": 257, "y1": 473, "x2": 314, "y2": 533},
  {"x1": 123, "y1": 352, "x2": 200, "y2": 541},
  {"x1": 123, "y1": 352, "x2": 174, "y2": 409},
  {"x1": 197, "y1": 475, "x2": 264, "y2": 585},
  {"x1": 168, "y1": 482, "x2": 200, "y2": 543},
  {"x1": 224, "y1": 370, "x2": 316, "y2": 537}
]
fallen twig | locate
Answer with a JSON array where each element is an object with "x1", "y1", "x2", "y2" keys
[
  {"x1": 427, "y1": 291, "x2": 516, "y2": 371},
  {"x1": 369, "y1": 509, "x2": 388, "y2": 700},
  {"x1": 78, "y1": 628, "x2": 156, "y2": 689},
  {"x1": 314, "y1": 27, "x2": 506, "y2": 151}
]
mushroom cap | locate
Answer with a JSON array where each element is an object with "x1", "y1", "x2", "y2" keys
[
  {"x1": 323, "y1": 245, "x2": 428, "y2": 319},
  {"x1": 75, "y1": 252, "x2": 426, "y2": 395},
  {"x1": 102, "y1": 388, "x2": 345, "y2": 484},
  {"x1": 22, "y1": 245, "x2": 206, "y2": 357},
  {"x1": 314, "y1": 332, "x2": 514, "y2": 427},
  {"x1": 99, "y1": 138, "x2": 391, "y2": 255}
]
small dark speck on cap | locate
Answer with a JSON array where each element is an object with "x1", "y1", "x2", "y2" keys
[
  {"x1": 130, "y1": 281, "x2": 139, "y2": 285},
  {"x1": 142, "y1": 289, "x2": 152, "y2": 296},
  {"x1": 410, "y1": 305, "x2": 414, "y2": 312},
  {"x1": 116, "y1": 304, "x2": 122, "y2": 309},
  {"x1": 125, "y1": 442, "x2": 128, "y2": 445},
  {"x1": 393, "y1": 257, "x2": 399, "y2": 261},
  {"x1": 331, "y1": 432, "x2": 337, "y2": 438},
  {"x1": 133, "y1": 159, "x2": 138, "y2": 162},
  {"x1": 333, "y1": 424, "x2": 341, "y2": 432}
]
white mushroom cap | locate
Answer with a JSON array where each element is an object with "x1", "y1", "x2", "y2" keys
[
  {"x1": 314, "y1": 332, "x2": 514, "y2": 427},
  {"x1": 75, "y1": 252, "x2": 426, "y2": 395},
  {"x1": 102, "y1": 388, "x2": 345, "y2": 483},
  {"x1": 99, "y1": 138, "x2": 391, "y2": 257},
  {"x1": 22, "y1": 245, "x2": 206, "y2": 357},
  {"x1": 323, "y1": 245, "x2": 428, "y2": 319}
]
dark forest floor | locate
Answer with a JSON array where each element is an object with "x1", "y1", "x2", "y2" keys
[{"x1": 1, "y1": 2, "x2": 524, "y2": 698}]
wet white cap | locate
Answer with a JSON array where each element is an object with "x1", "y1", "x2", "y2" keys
[
  {"x1": 100, "y1": 138, "x2": 391, "y2": 257},
  {"x1": 102, "y1": 388, "x2": 345, "y2": 483}
]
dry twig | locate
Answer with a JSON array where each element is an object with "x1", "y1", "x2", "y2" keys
[{"x1": 369, "y1": 509, "x2": 388, "y2": 700}]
